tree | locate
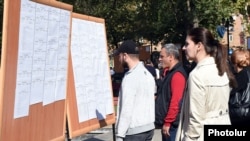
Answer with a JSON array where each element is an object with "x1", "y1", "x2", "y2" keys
[
  {"x1": 0, "y1": 0, "x2": 247, "y2": 51},
  {"x1": 22, "y1": 0, "x2": 246, "y2": 47}
]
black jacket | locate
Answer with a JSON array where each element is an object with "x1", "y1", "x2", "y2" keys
[
  {"x1": 155, "y1": 62, "x2": 187, "y2": 127},
  {"x1": 229, "y1": 67, "x2": 250, "y2": 125}
]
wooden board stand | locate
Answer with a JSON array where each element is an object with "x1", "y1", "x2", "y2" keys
[
  {"x1": 66, "y1": 12, "x2": 115, "y2": 139},
  {"x1": 0, "y1": 0, "x2": 72, "y2": 140},
  {"x1": 0, "y1": 0, "x2": 115, "y2": 140}
]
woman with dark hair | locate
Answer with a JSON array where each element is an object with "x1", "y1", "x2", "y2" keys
[{"x1": 175, "y1": 27, "x2": 237, "y2": 141}]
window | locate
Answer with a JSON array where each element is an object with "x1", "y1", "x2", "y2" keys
[{"x1": 229, "y1": 34, "x2": 233, "y2": 42}]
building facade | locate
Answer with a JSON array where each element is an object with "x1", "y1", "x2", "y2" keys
[{"x1": 222, "y1": 13, "x2": 245, "y2": 49}]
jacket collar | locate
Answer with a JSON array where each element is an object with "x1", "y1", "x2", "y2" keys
[{"x1": 196, "y1": 57, "x2": 215, "y2": 68}]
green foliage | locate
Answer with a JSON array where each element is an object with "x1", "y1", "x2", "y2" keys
[
  {"x1": 23, "y1": 0, "x2": 250, "y2": 47},
  {"x1": 0, "y1": 0, "x2": 248, "y2": 51},
  {"x1": 233, "y1": 0, "x2": 250, "y2": 36}
]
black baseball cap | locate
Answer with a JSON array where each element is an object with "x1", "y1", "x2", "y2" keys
[{"x1": 113, "y1": 40, "x2": 139, "y2": 56}]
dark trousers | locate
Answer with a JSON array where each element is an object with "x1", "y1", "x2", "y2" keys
[
  {"x1": 161, "y1": 126, "x2": 177, "y2": 141},
  {"x1": 124, "y1": 129, "x2": 154, "y2": 141}
]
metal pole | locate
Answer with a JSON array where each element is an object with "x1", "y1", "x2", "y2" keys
[{"x1": 226, "y1": 18, "x2": 230, "y2": 56}]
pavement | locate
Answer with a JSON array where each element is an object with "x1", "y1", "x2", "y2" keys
[
  {"x1": 69, "y1": 98, "x2": 161, "y2": 141},
  {"x1": 69, "y1": 125, "x2": 161, "y2": 141}
]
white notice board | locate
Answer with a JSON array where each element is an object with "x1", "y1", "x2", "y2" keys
[{"x1": 70, "y1": 17, "x2": 114, "y2": 123}]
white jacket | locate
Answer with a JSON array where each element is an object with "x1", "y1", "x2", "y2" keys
[
  {"x1": 176, "y1": 57, "x2": 231, "y2": 141},
  {"x1": 116, "y1": 62, "x2": 155, "y2": 138}
]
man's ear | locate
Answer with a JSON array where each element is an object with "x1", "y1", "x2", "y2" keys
[{"x1": 123, "y1": 53, "x2": 127, "y2": 60}]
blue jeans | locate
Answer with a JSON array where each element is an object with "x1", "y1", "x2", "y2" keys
[
  {"x1": 161, "y1": 126, "x2": 177, "y2": 141},
  {"x1": 124, "y1": 129, "x2": 154, "y2": 141}
]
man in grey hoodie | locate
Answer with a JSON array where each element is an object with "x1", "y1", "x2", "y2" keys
[{"x1": 114, "y1": 40, "x2": 156, "y2": 141}]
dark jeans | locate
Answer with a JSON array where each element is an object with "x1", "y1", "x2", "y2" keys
[
  {"x1": 161, "y1": 126, "x2": 177, "y2": 141},
  {"x1": 124, "y1": 129, "x2": 154, "y2": 141}
]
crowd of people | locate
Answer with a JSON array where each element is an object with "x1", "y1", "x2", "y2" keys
[{"x1": 113, "y1": 27, "x2": 250, "y2": 141}]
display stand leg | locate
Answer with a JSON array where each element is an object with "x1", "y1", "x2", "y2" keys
[
  {"x1": 112, "y1": 123, "x2": 116, "y2": 141},
  {"x1": 66, "y1": 119, "x2": 71, "y2": 141}
]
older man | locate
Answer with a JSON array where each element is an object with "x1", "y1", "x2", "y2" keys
[{"x1": 155, "y1": 43, "x2": 187, "y2": 141}]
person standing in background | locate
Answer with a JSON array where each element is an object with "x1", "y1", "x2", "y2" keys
[
  {"x1": 145, "y1": 58, "x2": 157, "y2": 78},
  {"x1": 114, "y1": 40, "x2": 156, "y2": 141},
  {"x1": 229, "y1": 49, "x2": 250, "y2": 125},
  {"x1": 155, "y1": 43, "x2": 187, "y2": 141},
  {"x1": 176, "y1": 27, "x2": 237, "y2": 141}
]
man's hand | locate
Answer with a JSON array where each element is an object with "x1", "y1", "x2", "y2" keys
[{"x1": 162, "y1": 125, "x2": 170, "y2": 137}]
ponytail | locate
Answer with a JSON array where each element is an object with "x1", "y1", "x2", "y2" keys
[
  {"x1": 214, "y1": 42, "x2": 237, "y2": 88},
  {"x1": 214, "y1": 40, "x2": 224, "y2": 76}
]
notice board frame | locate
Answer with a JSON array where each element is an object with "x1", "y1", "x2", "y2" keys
[
  {"x1": 66, "y1": 12, "x2": 116, "y2": 139},
  {"x1": 0, "y1": 0, "x2": 72, "y2": 140}
]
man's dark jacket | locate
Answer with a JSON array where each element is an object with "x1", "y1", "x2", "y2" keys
[{"x1": 155, "y1": 62, "x2": 187, "y2": 127}]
